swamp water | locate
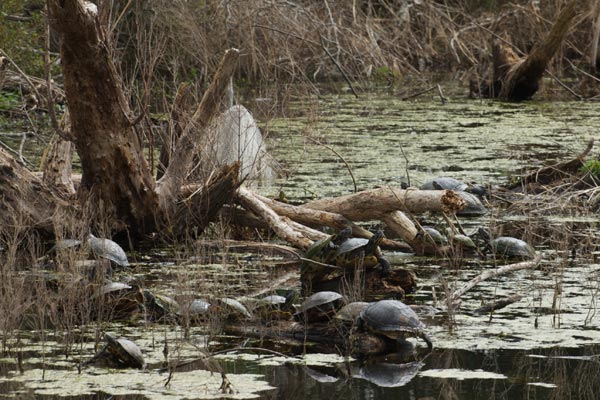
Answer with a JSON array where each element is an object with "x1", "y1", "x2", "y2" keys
[{"x1": 2, "y1": 95, "x2": 600, "y2": 399}]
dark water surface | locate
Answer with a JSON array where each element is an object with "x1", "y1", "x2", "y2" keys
[{"x1": 2, "y1": 95, "x2": 600, "y2": 399}]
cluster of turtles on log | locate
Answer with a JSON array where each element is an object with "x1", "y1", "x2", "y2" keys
[{"x1": 47, "y1": 175, "x2": 538, "y2": 368}]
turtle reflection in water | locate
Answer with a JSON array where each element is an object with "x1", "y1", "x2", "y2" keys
[{"x1": 357, "y1": 300, "x2": 433, "y2": 350}]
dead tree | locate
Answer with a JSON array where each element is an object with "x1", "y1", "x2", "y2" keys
[{"x1": 475, "y1": 1, "x2": 577, "y2": 101}]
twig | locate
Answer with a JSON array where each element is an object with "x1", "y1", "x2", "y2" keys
[
  {"x1": 437, "y1": 84, "x2": 447, "y2": 104},
  {"x1": 319, "y1": 36, "x2": 358, "y2": 98},
  {"x1": 448, "y1": 254, "x2": 542, "y2": 305},
  {"x1": 400, "y1": 86, "x2": 436, "y2": 100},
  {"x1": 474, "y1": 294, "x2": 523, "y2": 315},
  {"x1": 0, "y1": 48, "x2": 42, "y2": 102},
  {"x1": 307, "y1": 136, "x2": 357, "y2": 193}
]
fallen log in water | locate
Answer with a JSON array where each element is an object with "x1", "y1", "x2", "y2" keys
[
  {"x1": 222, "y1": 320, "x2": 405, "y2": 357},
  {"x1": 446, "y1": 254, "x2": 542, "y2": 307}
]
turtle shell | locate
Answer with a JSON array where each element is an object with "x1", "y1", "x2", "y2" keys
[
  {"x1": 335, "y1": 231, "x2": 384, "y2": 268},
  {"x1": 490, "y1": 237, "x2": 536, "y2": 259},
  {"x1": 456, "y1": 192, "x2": 487, "y2": 216},
  {"x1": 420, "y1": 177, "x2": 468, "y2": 192},
  {"x1": 335, "y1": 302, "x2": 369, "y2": 323},
  {"x1": 219, "y1": 298, "x2": 253, "y2": 320},
  {"x1": 359, "y1": 300, "x2": 432, "y2": 349},
  {"x1": 422, "y1": 227, "x2": 447, "y2": 245},
  {"x1": 88, "y1": 234, "x2": 129, "y2": 266},
  {"x1": 104, "y1": 333, "x2": 145, "y2": 369},
  {"x1": 293, "y1": 291, "x2": 343, "y2": 322}
]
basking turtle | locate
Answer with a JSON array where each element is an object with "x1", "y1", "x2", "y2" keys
[
  {"x1": 293, "y1": 291, "x2": 344, "y2": 323},
  {"x1": 358, "y1": 300, "x2": 433, "y2": 350},
  {"x1": 88, "y1": 234, "x2": 129, "y2": 266},
  {"x1": 100, "y1": 333, "x2": 146, "y2": 369},
  {"x1": 219, "y1": 298, "x2": 253, "y2": 320},
  {"x1": 334, "y1": 302, "x2": 370, "y2": 325},
  {"x1": 303, "y1": 227, "x2": 353, "y2": 265},
  {"x1": 455, "y1": 191, "x2": 487, "y2": 216},
  {"x1": 489, "y1": 236, "x2": 536, "y2": 259},
  {"x1": 420, "y1": 176, "x2": 487, "y2": 197},
  {"x1": 421, "y1": 226, "x2": 447, "y2": 245},
  {"x1": 420, "y1": 177, "x2": 469, "y2": 192},
  {"x1": 301, "y1": 227, "x2": 353, "y2": 285},
  {"x1": 143, "y1": 290, "x2": 181, "y2": 322},
  {"x1": 335, "y1": 230, "x2": 391, "y2": 275}
]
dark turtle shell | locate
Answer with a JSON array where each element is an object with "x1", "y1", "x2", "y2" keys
[
  {"x1": 490, "y1": 237, "x2": 536, "y2": 259},
  {"x1": 335, "y1": 231, "x2": 388, "y2": 269},
  {"x1": 456, "y1": 192, "x2": 487, "y2": 216},
  {"x1": 104, "y1": 333, "x2": 145, "y2": 369},
  {"x1": 422, "y1": 226, "x2": 447, "y2": 245},
  {"x1": 359, "y1": 300, "x2": 432, "y2": 349},
  {"x1": 293, "y1": 291, "x2": 343, "y2": 322},
  {"x1": 301, "y1": 228, "x2": 353, "y2": 285},
  {"x1": 420, "y1": 177, "x2": 468, "y2": 192},
  {"x1": 304, "y1": 227, "x2": 353, "y2": 264}
]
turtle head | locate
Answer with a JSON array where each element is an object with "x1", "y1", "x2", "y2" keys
[{"x1": 370, "y1": 230, "x2": 385, "y2": 247}]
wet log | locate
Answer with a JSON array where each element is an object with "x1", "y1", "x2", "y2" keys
[
  {"x1": 223, "y1": 321, "x2": 401, "y2": 357},
  {"x1": 507, "y1": 139, "x2": 594, "y2": 192},
  {"x1": 302, "y1": 187, "x2": 465, "y2": 220},
  {"x1": 236, "y1": 186, "x2": 315, "y2": 249},
  {"x1": 305, "y1": 267, "x2": 417, "y2": 300},
  {"x1": 474, "y1": 294, "x2": 523, "y2": 315},
  {"x1": 496, "y1": 1, "x2": 577, "y2": 101},
  {"x1": 0, "y1": 147, "x2": 70, "y2": 236},
  {"x1": 253, "y1": 193, "x2": 413, "y2": 252}
]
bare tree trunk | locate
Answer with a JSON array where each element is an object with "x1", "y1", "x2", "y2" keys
[
  {"x1": 48, "y1": 0, "x2": 158, "y2": 234},
  {"x1": 497, "y1": 1, "x2": 577, "y2": 100}
]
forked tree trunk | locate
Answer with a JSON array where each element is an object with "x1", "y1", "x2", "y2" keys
[
  {"x1": 48, "y1": 0, "x2": 158, "y2": 233},
  {"x1": 495, "y1": 1, "x2": 577, "y2": 101}
]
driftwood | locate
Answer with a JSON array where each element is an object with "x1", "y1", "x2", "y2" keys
[
  {"x1": 223, "y1": 321, "x2": 406, "y2": 357},
  {"x1": 447, "y1": 254, "x2": 542, "y2": 306},
  {"x1": 474, "y1": 294, "x2": 524, "y2": 315},
  {"x1": 507, "y1": 139, "x2": 594, "y2": 192},
  {"x1": 302, "y1": 187, "x2": 465, "y2": 219},
  {"x1": 305, "y1": 267, "x2": 417, "y2": 300}
]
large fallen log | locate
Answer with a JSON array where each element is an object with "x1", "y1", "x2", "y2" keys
[{"x1": 302, "y1": 187, "x2": 465, "y2": 219}]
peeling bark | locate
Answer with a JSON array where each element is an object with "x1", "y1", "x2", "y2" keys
[{"x1": 48, "y1": 0, "x2": 158, "y2": 233}]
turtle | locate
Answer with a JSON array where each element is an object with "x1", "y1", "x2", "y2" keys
[
  {"x1": 421, "y1": 226, "x2": 447, "y2": 245},
  {"x1": 90, "y1": 282, "x2": 142, "y2": 318},
  {"x1": 143, "y1": 290, "x2": 181, "y2": 321},
  {"x1": 179, "y1": 299, "x2": 212, "y2": 322},
  {"x1": 88, "y1": 234, "x2": 129, "y2": 266},
  {"x1": 420, "y1": 177, "x2": 469, "y2": 192},
  {"x1": 102, "y1": 333, "x2": 145, "y2": 369},
  {"x1": 293, "y1": 291, "x2": 344, "y2": 323},
  {"x1": 301, "y1": 227, "x2": 353, "y2": 286},
  {"x1": 420, "y1": 176, "x2": 487, "y2": 197},
  {"x1": 304, "y1": 227, "x2": 353, "y2": 264},
  {"x1": 334, "y1": 301, "x2": 370, "y2": 325},
  {"x1": 455, "y1": 191, "x2": 487, "y2": 216},
  {"x1": 251, "y1": 295, "x2": 291, "y2": 321},
  {"x1": 489, "y1": 236, "x2": 536, "y2": 259},
  {"x1": 219, "y1": 298, "x2": 253, "y2": 320},
  {"x1": 334, "y1": 230, "x2": 391, "y2": 275},
  {"x1": 357, "y1": 300, "x2": 433, "y2": 350}
]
